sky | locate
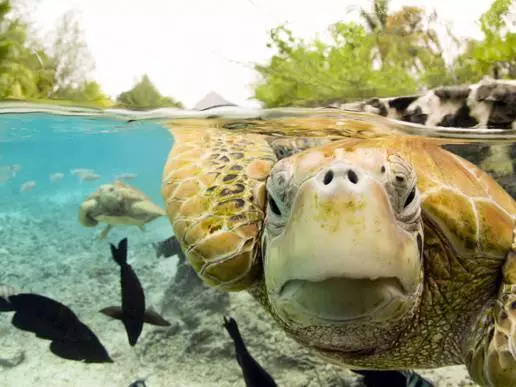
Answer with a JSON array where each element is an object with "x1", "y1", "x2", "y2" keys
[{"x1": 28, "y1": 0, "x2": 493, "y2": 108}]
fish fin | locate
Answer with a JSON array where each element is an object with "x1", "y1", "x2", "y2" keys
[
  {"x1": 143, "y1": 307, "x2": 171, "y2": 326},
  {"x1": 223, "y1": 316, "x2": 243, "y2": 343},
  {"x1": 99, "y1": 306, "x2": 124, "y2": 321},
  {"x1": 109, "y1": 238, "x2": 128, "y2": 266},
  {"x1": 153, "y1": 235, "x2": 184, "y2": 259},
  {"x1": 353, "y1": 369, "x2": 409, "y2": 386},
  {"x1": 405, "y1": 371, "x2": 434, "y2": 386},
  {"x1": 50, "y1": 336, "x2": 113, "y2": 363},
  {"x1": 0, "y1": 296, "x2": 15, "y2": 311}
]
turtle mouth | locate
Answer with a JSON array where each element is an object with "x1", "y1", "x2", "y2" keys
[{"x1": 274, "y1": 276, "x2": 410, "y2": 323}]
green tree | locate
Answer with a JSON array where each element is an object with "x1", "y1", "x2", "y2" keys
[
  {"x1": 359, "y1": 1, "x2": 452, "y2": 87},
  {"x1": 47, "y1": 10, "x2": 95, "y2": 98},
  {"x1": 116, "y1": 74, "x2": 183, "y2": 110},
  {"x1": 253, "y1": 0, "x2": 511, "y2": 108},
  {"x1": 253, "y1": 21, "x2": 420, "y2": 108},
  {"x1": 0, "y1": 2, "x2": 113, "y2": 105},
  {"x1": 0, "y1": 0, "x2": 38, "y2": 99}
]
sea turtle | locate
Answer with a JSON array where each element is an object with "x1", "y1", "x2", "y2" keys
[
  {"x1": 161, "y1": 116, "x2": 516, "y2": 386},
  {"x1": 79, "y1": 180, "x2": 166, "y2": 238}
]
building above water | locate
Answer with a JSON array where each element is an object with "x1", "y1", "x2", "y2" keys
[{"x1": 193, "y1": 91, "x2": 237, "y2": 111}]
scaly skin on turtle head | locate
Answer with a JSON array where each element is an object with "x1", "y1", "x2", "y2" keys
[
  {"x1": 261, "y1": 137, "x2": 424, "y2": 354},
  {"x1": 259, "y1": 135, "x2": 515, "y2": 385}
]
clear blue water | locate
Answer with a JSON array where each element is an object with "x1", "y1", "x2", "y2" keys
[
  {"x1": 0, "y1": 113, "x2": 172, "y2": 207},
  {"x1": 0, "y1": 112, "x2": 514, "y2": 387},
  {"x1": 0, "y1": 113, "x2": 194, "y2": 386}
]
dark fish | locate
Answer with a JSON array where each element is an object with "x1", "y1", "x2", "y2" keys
[
  {"x1": 128, "y1": 379, "x2": 147, "y2": 387},
  {"x1": 223, "y1": 316, "x2": 277, "y2": 387},
  {"x1": 406, "y1": 372, "x2": 434, "y2": 387},
  {"x1": 152, "y1": 235, "x2": 186, "y2": 262},
  {"x1": 353, "y1": 369, "x2": 434, "y2": 387},
  {"x1": 0, "y1": 291, "x2": 112, "y2": 363},
  {"x1": 100, "y1": 238, "x2": 171, "y2": 346}
]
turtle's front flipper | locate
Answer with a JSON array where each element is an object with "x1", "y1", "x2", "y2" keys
[
  {"x1": 467, "y1": 227, "x2": 516, "y2": 386},
  {"x1": 97, "y1": 225, "x2": 113, "y2": 239}
]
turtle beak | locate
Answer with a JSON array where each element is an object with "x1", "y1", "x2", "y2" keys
[{"x1": 264, "y1": 161, "x2": 422, "y2": 325}]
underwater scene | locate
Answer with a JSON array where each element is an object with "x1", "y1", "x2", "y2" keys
[
  {"x1": 1, "y1": 86, "x2": 515, "y2": 387},
  {"x1": 1, "y1": 0, "x2": 516, "y2": 386}
]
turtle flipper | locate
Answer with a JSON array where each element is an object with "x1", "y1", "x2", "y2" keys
[
  {"x1": 162, "y1": 125, "x2": 276, "y2": 291},
  {"x1": 97, "y1": 225, "x2": 113, "y2": 239},
  {"x1": 466, "y1": 227, "x2": 516, "y2": 386},
  {"x1": 78, "y1": 199, "x2": 99, "y2": 227}
]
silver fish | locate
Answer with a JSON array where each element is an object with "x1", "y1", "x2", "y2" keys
[
  {"x1": 115, "y1": 172, "x2": 137, "y2": 181},
  {"x1": 50, "y1": 172, "x2": 64, "y2": 182},
  {"x1": 20, "y1": 180, "x2": 36, "y2": 192},
  {"x1": 79, "y1": 172, "x2": 101, "y2": 181},
  {"x1": 70, "y1": 168, "x2": 94, "y2": 176}
]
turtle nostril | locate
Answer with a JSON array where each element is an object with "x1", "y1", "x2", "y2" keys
[
  {"x1": 323, "y1": 170, "x2": 334, "y2": 185},
  {"x1": 347, "y1": 170, "x2": 358, "y2": 184}
]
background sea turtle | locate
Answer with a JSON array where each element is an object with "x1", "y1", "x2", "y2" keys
[
  {"x1": 161, "y1": 113, "x2": 515, "y2": 386},
  {"x1": 79, "y1": 181, "x2": 165, "y2": 238}
]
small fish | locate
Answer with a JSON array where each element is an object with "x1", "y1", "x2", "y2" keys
[
  {"x1": 223, "y1": 316, "x2": 277, "y2": 387},
  {"x1": 10, "y1": 164, "x2": 22, "y2": 175},
  {"x1": 70, "y1": 168, "x2": 94, "y2": 176},
  {"x1": 0, "y1": 164, "x2": 22, "y2": 183},
  {"x1": 79, "y1": 172, "x2": 101, "y2": 181},
  {"x1": 353, "y1": 369, "x2": 434, "y2": 387},
  {"x1": 100, "y1": 238, "x2": 171, "y2": 346},
  {"x1": 0, "y1": 289, "x2": 112, "y2": 363},
  {"x1": 49, "y1": 172, "x2": 64, "y2": 183},
  {"x1": 128, "y1": 378, "x2": 148, "y2": 387},
  {"x1": 152, "y1": 235, "x2": 186, "y2": 262},
  {"x1": 115, "y1": 173, "x2": 137, "y2": 181},
  {"x1": 20, "y1": 180, "x2": 36, "y2": 192}
]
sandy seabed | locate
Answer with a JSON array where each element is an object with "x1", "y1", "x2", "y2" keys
[{"x1": 0, "y1": 197, "x2": 477, "y2": 387}]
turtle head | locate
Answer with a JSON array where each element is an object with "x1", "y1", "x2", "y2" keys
[
  {"x1": 97, "y1": 184, "x2": 123, "y2": 208},
  {"x1": 262, "y1": 143, "x2": 424, "y2": 354}
]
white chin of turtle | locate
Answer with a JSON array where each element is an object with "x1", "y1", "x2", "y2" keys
[
  {"x1": 273, "y1": 276, "x2": 412, "y2": 324},
  {"x1": 264, "y1": 163, "x2": 421, "y2": 325}
]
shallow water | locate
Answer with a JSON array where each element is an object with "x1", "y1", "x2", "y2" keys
[{"x1": 0, "y1": 106, "x2": 514, "y2": 387}]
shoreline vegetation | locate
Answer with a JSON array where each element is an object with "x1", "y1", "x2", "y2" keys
[{"x1": 0, "y1": 0, "x2": 514, "y2": 110}]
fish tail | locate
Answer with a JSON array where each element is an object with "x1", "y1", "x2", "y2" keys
[
  {"x1": 223, "y1": 316, "x2": 247, "y2": 351},
  {"x1": 110, "y1": 238, "x2": 128, "y2": 266},
  {"x1": 406, "y1": 371, "x2": 434, "y2": 387}
]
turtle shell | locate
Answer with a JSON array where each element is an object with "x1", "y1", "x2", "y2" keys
[{"x1": 161, "y1": 117, "x2": 515, "y2": 292}]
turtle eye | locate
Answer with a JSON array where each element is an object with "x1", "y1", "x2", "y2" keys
[
  {"x1": 268, "y1": 194, "x2": 281, "y2": 216},
  {"x1": 404, "y1": 187, "x2": 416, "y2": 209}
]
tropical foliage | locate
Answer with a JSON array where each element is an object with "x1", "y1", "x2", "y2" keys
[
  {"x1": 0, "y1": 0, "x2": 512, "y2": 109},
  {"x1": 116, "y1": 74, "x2": 183, "y2": 110},
  {"x1": 0, "y1": 0, "x2": 183, "y2": 109},
  {"x1": 253, "y1": 0, "x2": 516, "y2": 107}
]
